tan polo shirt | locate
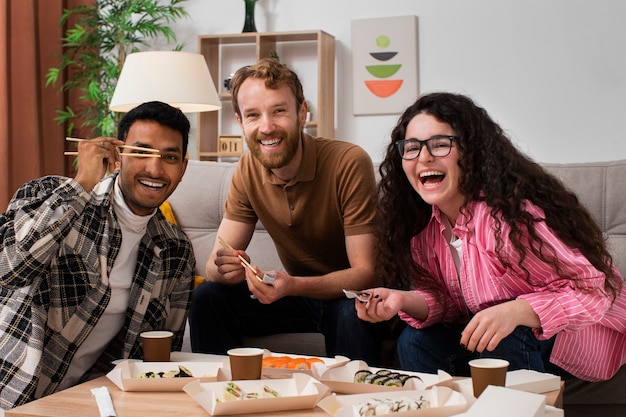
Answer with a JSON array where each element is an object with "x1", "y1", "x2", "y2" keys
[{"x1": 225, "y1": 134, "x2": 377, "y2": 277}]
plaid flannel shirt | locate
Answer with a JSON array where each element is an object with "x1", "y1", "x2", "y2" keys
[{"x1": 0, "y1": 174, "x2": 195, "y2": 409}]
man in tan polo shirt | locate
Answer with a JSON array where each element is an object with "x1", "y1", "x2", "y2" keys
[{"x1": 189, "y1": 58, "x2": 387, "y2": 365}]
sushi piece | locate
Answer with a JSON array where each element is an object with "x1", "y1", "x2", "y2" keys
[
  {"x1": 223, "y1": 382, "x2": 245, "y2": 401},
  {"x1": 354, "y1": 370, "x2": 373, "y2": 383},
  {"x1": 286, "y1": 357, "x2": 308, "y2": 369},
  {"x1": 262, "y1": 384, "x2": 280, "y2": 398},
  {"x1": 363, "y1": 372, "x2": 378, "y2": 384},
  {"x1": 371, "y1": 375, "x2": 390, "y2": 385},
  {"x1": 177, "y1": 365, "x2": 193, "y2": 377},
  {"x1": 356, "y1": 396, "x2": 430, "y2": 416},
  {"x1": 383, "y1": 378, "x2": 403, "y2": 387}
]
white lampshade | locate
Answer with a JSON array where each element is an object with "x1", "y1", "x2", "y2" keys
[{"x1": 109, "y1": 51, "x2": 221, "y2": 113}]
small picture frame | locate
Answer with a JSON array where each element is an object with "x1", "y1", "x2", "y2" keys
[{"x1": 217, "y1": 135, "x2": 244, "y2": 155}]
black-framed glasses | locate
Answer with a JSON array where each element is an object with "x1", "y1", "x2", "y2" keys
[{"x1": 395, "y1": 135, "x2": 457, "y2": 160}]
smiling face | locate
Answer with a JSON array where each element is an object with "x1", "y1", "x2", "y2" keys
[
  {"x1": 118, "y1": 119, "x2": 188, "y2": 216},
  {"x1": 235, "y1": 78, "x2": 307, "y2": 172},
  {"x1": 402, "y1": 113, "x2": 465, "y2": 223}
]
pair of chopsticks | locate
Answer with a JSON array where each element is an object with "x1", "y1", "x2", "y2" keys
[
  {"x1": 217, "y1": 236, "x2": 263, "y2": 283},
  {"x1": 64, "y1": 137, "x2": 161, "y2": 157}
]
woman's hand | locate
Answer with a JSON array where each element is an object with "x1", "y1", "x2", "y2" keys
[
  {"x1": 460, "y1": 299, "x2": 540, "y2": 352},
  {"x1": 354, "y1": 288, "x2": 404, "y2": 323}
]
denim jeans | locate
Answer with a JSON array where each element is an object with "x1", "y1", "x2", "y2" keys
[
  {"x1": 189, "y1": 281, "x2": 386, "y2": 365},
  {"x1": 398, "y1": 322, "x2": 564, "y2": 377}
]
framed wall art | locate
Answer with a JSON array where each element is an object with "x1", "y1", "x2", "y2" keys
[{"x1": 351, "y1": 15, "x2": 419, "y2": 115}]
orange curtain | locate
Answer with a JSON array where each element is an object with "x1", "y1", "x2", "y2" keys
[{"x1": 0, "y1": 0, "x2": 93, "y2": 211}]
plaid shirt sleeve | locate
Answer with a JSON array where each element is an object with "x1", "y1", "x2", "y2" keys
[
  {"x1": 0, "y1": 176, "x2": 92, "y2": 288},
  {"x1": 0, "y1": 176, "x2": 93, "y2": 409}
]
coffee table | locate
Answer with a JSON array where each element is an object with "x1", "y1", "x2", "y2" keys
[{"x1": 5, "y1": 353, "x2": 563, "y2": 417}]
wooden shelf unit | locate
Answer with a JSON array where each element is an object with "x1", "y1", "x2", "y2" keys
[{"x1": 197, "y1": 30, "x2": 335, "y2": 160}]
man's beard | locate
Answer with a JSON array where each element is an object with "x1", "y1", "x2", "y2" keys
[{"x1": 246, "y1": 124, "x2": 302, "y2": 169}]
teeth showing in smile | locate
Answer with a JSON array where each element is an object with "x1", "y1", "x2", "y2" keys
[
  {"x1": 140, "y1": 180, "x2": 164, "y2": 188},
  {"x1": 260, "y1": 138, "x2": 281, "y2": 146},
  {"x1": 419, "y1": 170, "x2": 445, "y2": 186}
]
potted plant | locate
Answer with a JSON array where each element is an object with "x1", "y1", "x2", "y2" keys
[{"x1": 45, "y1": 0, "x2": 189, "y2": 139}]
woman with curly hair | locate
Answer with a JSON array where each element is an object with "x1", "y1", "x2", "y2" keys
[{"x1": 355, "y1": 92, "x2": 626, "y2": 383}]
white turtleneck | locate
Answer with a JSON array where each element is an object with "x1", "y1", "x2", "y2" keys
[{"x1": 57, "y1": 178, "x2": 155, "y2": 390}]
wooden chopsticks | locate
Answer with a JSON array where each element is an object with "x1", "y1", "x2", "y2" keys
[
  {"x1": 64, "y1": 137, "x2": 161, "y2": 157},
  {"x1": 217, "y1": 236, "x2": 263, "y2": 282}
]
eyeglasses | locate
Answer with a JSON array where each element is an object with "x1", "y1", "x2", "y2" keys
[{"x1": 395, "y1": 135, "x2": 457, "y2": 160}]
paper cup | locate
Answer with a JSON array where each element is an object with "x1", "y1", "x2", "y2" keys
[
  {"x1": 227, "y1": 347, "x2": 264, "y2": 380},
  {"x1": 469, "y1": 358, "x2": 509, "y2": 398},
  {"x1": 140, "y1": 331, "x2": 173, "y2": 362}
]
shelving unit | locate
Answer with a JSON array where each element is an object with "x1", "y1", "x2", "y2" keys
[{"x1": 196, "y1": 30, "x2": 335, "y2": 160}]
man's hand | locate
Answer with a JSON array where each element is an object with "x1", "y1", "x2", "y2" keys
[
  {"x1": 74, "y1": 137, "x2": 124, "y2": 192},
  {"x1": 213, "y1": 247, "x2": 251, "y2": 284},
  {"x1": 245, "y1": 268, "x2": 290, "y2": 304}
]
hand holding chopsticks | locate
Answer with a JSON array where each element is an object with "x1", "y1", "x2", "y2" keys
[
  {"x1": 217, "y1": 236, "x2": 263, "y2": 283},
  {"x1": 64, "y1": 137, "x2": 161, "y2": 157}
]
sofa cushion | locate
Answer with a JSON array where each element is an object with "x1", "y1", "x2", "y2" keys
[
  {"x1": 542, "y1": 160, "x2": 626, "y2": 277},
  {"x1": 168, "y1": 160, "x2": 284, "y2": 278}
]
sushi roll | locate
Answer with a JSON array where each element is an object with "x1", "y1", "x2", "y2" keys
[
  {"x1": 223, "y1": 382, "x2": 244, "y2": 401},
  {"x1": 262, "y1": 384, "x2": 280, "y2": 398},
  {"x1": 363, "y1": 372, "x2": 378, "y2": 384},
  {"x1": 399, "y1": 374, "x2": 422, "y2": 385},
  {"x1": 354, "y1": 370, "x2": 372, "y2": 383},
  {"x1": 177, "y1": 365, "x2": 193, "y2": 377},
  {"x1": 383, "y1": 378, "x2": 403, "y2": 387},
  {"x1": 371, "y1": 375, "x2": 389, "y2": 385}
]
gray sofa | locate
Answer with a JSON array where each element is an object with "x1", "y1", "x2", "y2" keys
[{"x1": 168, "y1": 158, "x2": 626, "y2": 415}]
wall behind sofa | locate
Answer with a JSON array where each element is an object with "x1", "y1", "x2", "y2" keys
[{"x1": 168, "y1": 0, "x2": 626, "y2": 164}]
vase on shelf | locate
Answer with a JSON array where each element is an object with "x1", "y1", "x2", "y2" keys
[{"x1": 242, "y1": 0, "x2": 257, "y2": 33}]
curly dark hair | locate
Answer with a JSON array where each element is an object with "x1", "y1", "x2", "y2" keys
[{"x1": 376, "y1": 92, "x2": 621, "y2": 304}]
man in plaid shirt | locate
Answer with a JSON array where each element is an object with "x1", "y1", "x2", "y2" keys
[{"x1": 0, "y1": 101, "x2": 195, "y2": 409}]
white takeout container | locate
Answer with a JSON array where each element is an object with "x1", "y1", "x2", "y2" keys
[
  {"x1": 451, "y1": 369, "x2": 561, "y2": 401},
  {"x1": 106, "y1": 359, "x2": 224, "y2": 391},
  {"x1": 317, "y1": 386, "x2": 467, "y2": 417},
  {"x1": 450, "y1": 385, "x2": 553, "y2": 417},
  {"x1": 183, "y1": 373, "x2": 329, "y2": 416},
  {"x1": 313, "y1": 360, "x2": 453, "y2": 394}
]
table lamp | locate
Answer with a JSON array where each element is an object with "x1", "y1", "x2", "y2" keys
[{"x1": 109, "y1": 50, "x2": 221, "y2": 113}]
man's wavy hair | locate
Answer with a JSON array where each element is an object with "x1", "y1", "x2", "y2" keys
[
  {"x1": 377, "y1": 92, "x2": 621, "y2": 304},
  {"x1": 229, "y1": 57, "x2": 305, "y2": 119}
]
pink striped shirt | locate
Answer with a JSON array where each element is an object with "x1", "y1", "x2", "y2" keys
[{"x1": 399, "y1": 200, "x2": 626, "y2": 381}]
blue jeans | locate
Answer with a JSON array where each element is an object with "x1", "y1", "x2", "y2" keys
[
  {"x1": 189, "y1": 281, "x2": 386, "y2": 365},
  {"x1": 398, "y1": 323, "x2": 565, "y2": 377}
]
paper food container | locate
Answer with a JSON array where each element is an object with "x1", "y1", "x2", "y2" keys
[
  {"x1": 314, "y1": 360, "x2": 453, "y2": 394},
  {"x1": 106, "y1": 360, "x2": 223, "y2": 391},
  {"x1": 183, "y1": 373, "x2": 329, "y2": 416},
  {"x1": 318, "y1": 386, "x2": 467, "y2": 417},
  {"x1": 452, "y1": 369, "x2": 561, "y2": 399},
  {"x1": 452, "y1": 385, "x2": 547, "y2": 417}
]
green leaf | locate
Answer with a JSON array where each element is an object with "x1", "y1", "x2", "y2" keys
[{"x1": 45, "y1": 0, "x2": 189, "y2": 137}]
